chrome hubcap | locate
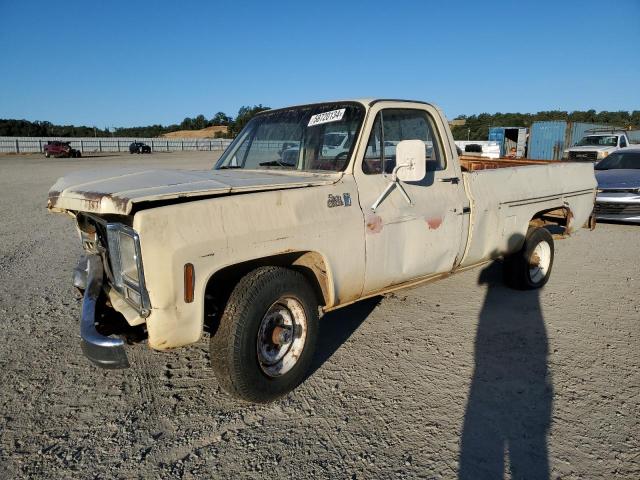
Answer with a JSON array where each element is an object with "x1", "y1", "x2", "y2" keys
[{"x1": 256, "y1": 297, "x2": 307, "y2": 377}]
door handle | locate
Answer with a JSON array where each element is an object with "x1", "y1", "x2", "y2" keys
[{"x1": 438, "y1": 177, "x2": 460, "y2": 184}]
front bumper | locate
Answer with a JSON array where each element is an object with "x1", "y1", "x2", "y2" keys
[
  {"x1": 595, "y1": 193, "x2": 640, "y2": 224},
  {"x1": 78, "y1": 254, "x2": 130, "y2": 369}
]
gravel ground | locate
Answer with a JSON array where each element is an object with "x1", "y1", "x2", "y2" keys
[{"x1": 0, "y1": 152, "x2": 638, "y2": 479}]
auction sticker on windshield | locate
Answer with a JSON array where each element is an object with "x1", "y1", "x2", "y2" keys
[{"x1": 308, "y1": 109, "x2": 346, "y2": 127}]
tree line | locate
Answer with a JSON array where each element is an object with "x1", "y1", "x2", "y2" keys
[
  {"x1": 2, "y1": 107, "x2": 638, "y2": 140},
  {"x1": 451, "y1": 110, "x2": 640, "y2": 141},
  {"x1": 0, "y1": 105, "x2": 270, "y2": 139}
]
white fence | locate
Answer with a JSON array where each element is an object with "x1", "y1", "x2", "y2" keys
[{"x1": 0, "y1": 137, "x2": 233, "y2": 154}]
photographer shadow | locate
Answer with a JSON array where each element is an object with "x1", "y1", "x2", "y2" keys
[{"x1": 459, "y1": 260, "x2": 552, "y2": 479}]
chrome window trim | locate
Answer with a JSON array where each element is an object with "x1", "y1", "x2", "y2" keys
[{"x1": 106, "y1": 223, "x2": 151, "y2": 317}]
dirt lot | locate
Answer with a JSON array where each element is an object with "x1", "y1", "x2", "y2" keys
[{"x1": 0, "y1": 152, "x2": 638, "y2": 479}]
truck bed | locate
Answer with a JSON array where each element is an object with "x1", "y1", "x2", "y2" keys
[{"x1": 460, "y1": 161, "x2": 596, "y2": 267}]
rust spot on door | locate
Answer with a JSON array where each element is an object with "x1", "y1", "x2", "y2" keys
[
  {"x1": 366, "y1": 214, "x2": 383, "y2": 234},
  {"x1": 426, "y1": 217, "x2": 442, "y2": 230}
]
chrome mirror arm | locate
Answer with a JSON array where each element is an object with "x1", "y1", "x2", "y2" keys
[{"x1": 371, "y1": 165, "x2": 413, "y2": 212}]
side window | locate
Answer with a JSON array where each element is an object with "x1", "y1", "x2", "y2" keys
[
  {"x1": 620, "y1": 136, "x2": 627, "y2": 148},
  {"x1": 363, "y1": 109, "x2": 445, "y2": 175}
]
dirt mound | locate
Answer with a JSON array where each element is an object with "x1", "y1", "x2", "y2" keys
[{"x1": 161, "y1": 125, "x2": 228, "y2": 138}]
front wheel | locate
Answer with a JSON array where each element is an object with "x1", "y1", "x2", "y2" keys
[
  {"x1": 504, "y1": 227, "x2": 554, "y2": 290},
  {"x1": 210, "y1": 266, "x2": 319, "y2": 403}
]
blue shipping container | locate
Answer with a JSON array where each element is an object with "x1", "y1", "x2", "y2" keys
[
  {"x1": 528, "y1": 121, "x2": 620, "y2": 160},
  {"x1": 528, "y1": 121, "x2": 566, "y2": 160},
  {"x1": 567, "y1": 123, "x2": 618, "y2": 149},
  {"x1": 626, "y1": 130, "x2": 640, "y2": 144},
  {"x1": 488, "y1": 126, "x2": 528, "y2": 157}
]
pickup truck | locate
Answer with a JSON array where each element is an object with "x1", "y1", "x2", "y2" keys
[
  {"x1": 565, "y1": 130, "x2": 634, "y2": 162},
  {"x1": 48, "y1": 99, "x2": 597, "y2": 403},
  {"x1": 44, "y1": 141, "x2": 82, "y2": 158}
]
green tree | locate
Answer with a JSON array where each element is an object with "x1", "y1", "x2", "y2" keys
[
  {"x1": 211, "y1": 112, "x2": 231, "y2": 126},
  {"x1": 193, "y1": 114, "x2": 207, "y2": 130},
  {"x1": 229, "y1": 105, "x2": 270, "y2": 137}
]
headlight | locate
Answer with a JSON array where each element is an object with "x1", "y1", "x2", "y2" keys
[
  {"x1": 118, "y1": 233, "x2": 139, "y2": 284},
  {"x1": 598, "y1": 151, "x2": 609, "y2": 159},
  {"x1": 106, "y1": 223, "x2": 150, "y2": 316}
]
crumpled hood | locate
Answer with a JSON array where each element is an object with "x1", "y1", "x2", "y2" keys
[
  {"x1": 595, "y1": 169, "x2": 640, "y2": 190},
  {"x1": 48, "y1": 167, "x2": 340, "y2": 215}
]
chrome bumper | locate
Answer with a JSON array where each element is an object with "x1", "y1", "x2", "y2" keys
[{"x1": 78, "y1": 254, "x2": 130, "y2": 369}]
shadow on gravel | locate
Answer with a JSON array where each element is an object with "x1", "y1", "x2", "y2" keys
[
  {"x1": 459, "y1": 261, "x2": 552, "y2": 480},
  {"x1": 306, "y1": 296, "x2": 382, "y2": 379}
]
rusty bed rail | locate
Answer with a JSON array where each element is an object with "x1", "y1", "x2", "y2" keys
[{"x1": 459, "y1": 156, "x2": 554, "y2": 171}]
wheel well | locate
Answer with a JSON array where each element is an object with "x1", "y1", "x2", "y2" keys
[
  {"x1": 203, "y1": 251, "x2": 330, "y2": 336},
  {"x1": 529, "y1": 206, "x2": 574, "y2": 236}
]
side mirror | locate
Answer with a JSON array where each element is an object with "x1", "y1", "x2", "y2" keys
[{"x1": 395, "y1": 140, "x2": 426, "y2": 182}]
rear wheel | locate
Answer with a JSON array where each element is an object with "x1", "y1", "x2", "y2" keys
[
  {"x1": 44, "y1": 152, "x2": 50, "y2": 158},
  {"x1": 504, "y1": 227, "x2": 554, "y2": 290},
  {"x1": 210, "y1": 266, "x2": 319, "y2": 403}
]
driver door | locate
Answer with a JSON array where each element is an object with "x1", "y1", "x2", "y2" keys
[{"x1": 354, "y1": 103, "x2": 469, "y2": 294}]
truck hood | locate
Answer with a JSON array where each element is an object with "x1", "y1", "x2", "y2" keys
[
  {"x1": 48, "y1": 168, "x2": 340, "y2": 215},
  {"x1": 595, "y1": 169, "x2": 640, "y2": 190},
  {"x1": 568, "y1": 145, "x2": 614, "y2": 153}
]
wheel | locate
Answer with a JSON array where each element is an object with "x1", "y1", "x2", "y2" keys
[
  {"x1": 44, "y1": 152, "x2": 50, "y2": 158},
  {"x1": 210, "y1": 266, "x2": 319, "y2": 403},
  {"x1": 77, "y1": 151, "x2": 82, "y2": 158},
  {"x1": 504, "y1": 227, "x2": 554, "y2": 290}
]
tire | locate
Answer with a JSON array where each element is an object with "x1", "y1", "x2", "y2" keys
[
  {"x1": 210, "y1": 266, "x2": 319, "y2": 403},
  {"x1": 504, "y1": 227, "x2": 554, "y2": 290},
  {"x1": 45, "y1": 152, "x2": 50, "y2": 158}
]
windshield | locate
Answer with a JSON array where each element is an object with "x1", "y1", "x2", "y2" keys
[
  {"x1": 324, "y1": 132, "x2": 347, "y2": 147},
  {"x1": 595, "y1": 151, "x2": 640, "y2": 170},
  {"x1": 215, "y1": 102, "x2": 364, "y2": 172},
  {"x1": 576, "y1": 135, "x2": 618, "y2": 146}
]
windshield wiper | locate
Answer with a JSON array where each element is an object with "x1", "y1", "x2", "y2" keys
[{"x1": 259, "y1": 161, "x2": 296, "y2": 167}]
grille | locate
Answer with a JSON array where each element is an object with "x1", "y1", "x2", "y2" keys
[
  {"x1": 595, "y1": 203, "x2": 640, "y2": 215},
  {"x1": 569, "y1": 151, "x2": 598, "y2": 162}
]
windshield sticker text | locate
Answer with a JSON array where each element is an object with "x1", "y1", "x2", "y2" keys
[{"x1": 308, "y1": 109, "x2": 346, "y2": 127}]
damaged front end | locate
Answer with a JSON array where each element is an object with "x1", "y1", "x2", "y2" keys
[{"x1": 72, "y1": 214, "x2": 151, "y2": 369}]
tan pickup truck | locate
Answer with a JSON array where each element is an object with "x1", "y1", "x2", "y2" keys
[{"x1": 48, "y1": 99, "x2": 597, "y2": 402}]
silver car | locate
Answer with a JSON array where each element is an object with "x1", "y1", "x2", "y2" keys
[{"x1": 594, "y1": 148, "x2": 640, "y2": 223}]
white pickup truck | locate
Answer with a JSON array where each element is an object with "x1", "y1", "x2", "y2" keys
[
  {"x1": 565, "y1": 129, "x2": 634, "y2": 162},
  {"x1": 48, "y1": 99, "x2": 597, "y2": 402}
]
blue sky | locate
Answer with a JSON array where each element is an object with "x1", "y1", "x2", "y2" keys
[{"x1": 1, "y1": 0, "x2": 639, "y2": 127}]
